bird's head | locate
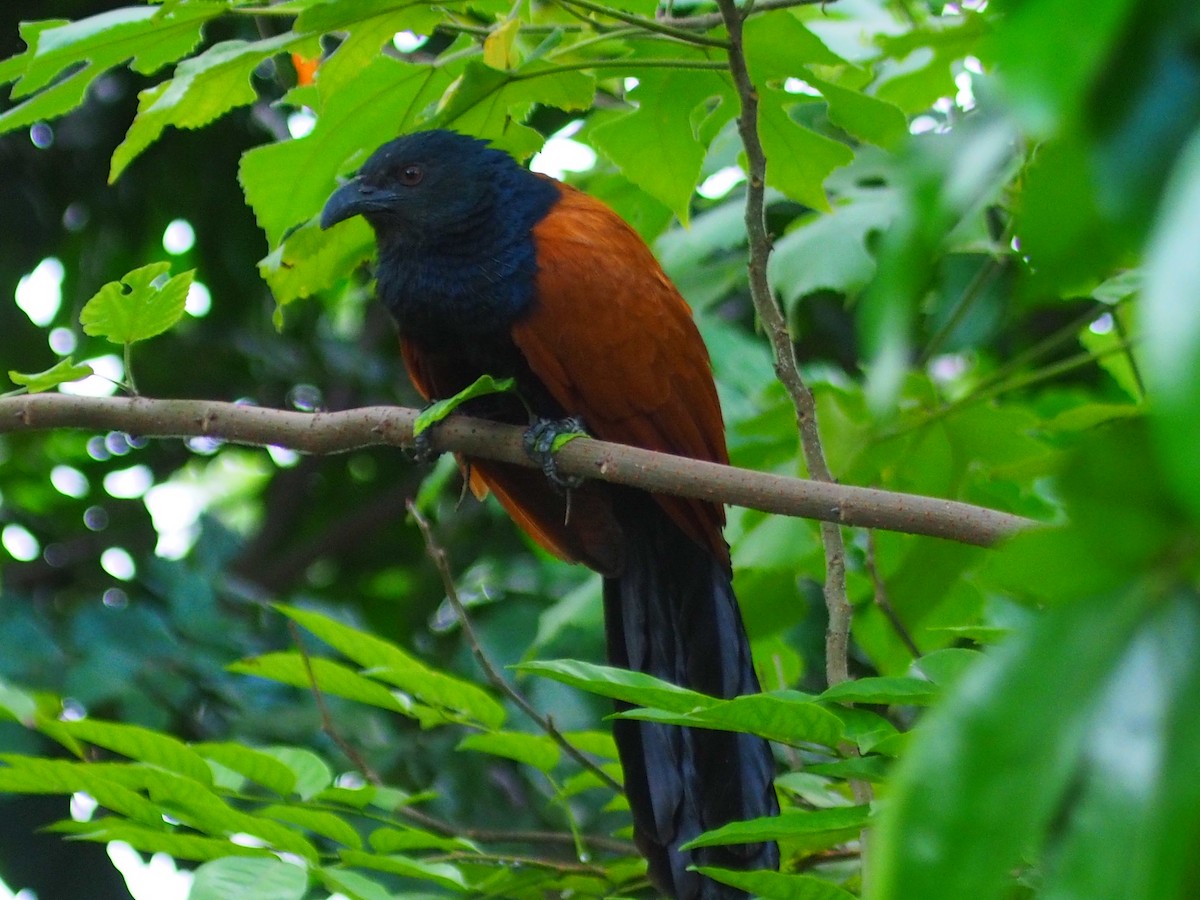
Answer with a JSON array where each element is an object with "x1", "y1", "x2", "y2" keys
[
  {"x1": 320, "y1": 130, "x2": 521, "y2": 243},
  {"x1": 319, "y1": 130, "x2": 560, "y2": 336}
]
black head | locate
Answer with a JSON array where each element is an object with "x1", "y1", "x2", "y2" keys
[
  {"x1": 321, "y1": 130, "x2": 526, "y2": 241},
  {"x1": 320, "y1": 130, "x2": 561, "y2": 343}
]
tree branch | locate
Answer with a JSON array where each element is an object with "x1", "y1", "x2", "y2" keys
[
  {"x1": 407, "y1": 501, "x2": 625, "y2": 794},
  {"x1": 286, "y1": 620, "x2": 383, "y2": 785},
  {"x1": 714, "y1": 0, "x2": 856, "y2": 693},
  {"x1": 0, "y1": 394, "x2": 1031, "y2": 547},
  {"x1": 716, "y1": 0, "x2": 872, "y2": 822}
]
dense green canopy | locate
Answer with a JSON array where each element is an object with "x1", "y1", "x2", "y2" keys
[{"x1": 0, "y1": 0, "x2": 1198, "y2": 898}]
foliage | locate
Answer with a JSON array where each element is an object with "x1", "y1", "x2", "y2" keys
[{"x1": 0, "y1": 0, "x2": 1198, "y2": 898}]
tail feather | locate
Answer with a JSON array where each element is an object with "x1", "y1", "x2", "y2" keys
[{"x1": 604, "y1": 493, "x2": 779, "y2": 900}]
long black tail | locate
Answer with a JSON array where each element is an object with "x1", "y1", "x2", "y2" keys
[{"x1": 603, "y1": 493, "x2": 779, "y2": 899}]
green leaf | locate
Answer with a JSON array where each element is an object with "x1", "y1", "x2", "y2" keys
[
  {"x1": 58, "y1": 820, "x2": 272, "y2": 862},
  {"x1": 982, "y1": 0, "x2": 1136, "y2": 137},
  {"x1": 303, "y1": 2, "x2": 446, "y2": 95},
  {"x1": 262, "y1": 748, "x2": 333, "y2": 801},
  {"x1": 1078, "y1": 305, "x2": 1142, "y2": 402},
  {"x1": 313, "y1": 784, "x2": 378, "y2": 810},
  {"x1": 278, "y1": 605, "x2": 506, "y2": 728},
  {"x1": 516, "y1": 659, "x2": 709, "y2": 712},
  {"x1": 757, "y1": 90, "x2": 853, "y2": 211},
  {"x1": 414, "y1": 375, "x2": 517, "y2": 434},
  {"x1": 618, "y1": 692, "x2": 844, "y2": 748},
  {"x1": 240, "y1": 58, "x2": 454, "y2": 247},
  {"x1": 590, "y1": 69, "x2": 734, "y2": 224},
  {"x1": 111, "y1": 33, "x2": 317, "y2": 181},
  {"x1": 260, "y1": 218, "x2": 374, "y2": 306},
  {"x1": 684, "y1": 805, "x2": 869, "y2": 849},
  {"x1": 366, "y1": 784, "x2": 419, "y2": 812},
  {"x1": 8, "y1": 357, "x2": 93, "y2": 393},
  {"x1": 985, "y1": 424, "x2": 1180, "y2": 606},
  {"x1": 869, "y1": 588, "x2": 1150, "y2": 900},
  {"x1": 0, "y1": 756, "x2": 161, "y2": 825},
  {"x1": 696, "y1": 866, "x2": 857, "y2": 900},
  {"x1": 0, "y1": 680, "x2": 38, "y2": 724},
  {"x1": 804, "y1": 70, "x2": 908, "y2": 150},
  {"x1": 317, "y1": 867, "x2": 394, "y2": 900},
  {"x1": 132, "y1": 768, "x2": 319, "y2": 861},
  {"x1": 912, "y1": 648, "x2": 982, "y2": 687},
  {"x1": 1134, "y1": 594, "x2": 1200, "y2": 899},
  {"x1": 550, "y1": 430, "x2": 586, "y2": 452},
  {"x1": 769, "y1": 194, "x2": 896, "y2": 304},
  {"x1": 870, "y1": 12, "x2": 984, "y2": 114},
  {"x1": 0, "y1": 7, "x2": 218, "y2": 134},
  {"x1": 189, "y1": 856, "x2": 309, "y2": 900},
  {"x1": 656, "y1": 193, "x2": 748, "y2": 274},
  {"x1": 193, "y1": 743, "x2": 297, "y2": 797},
  {"x1": 560, "y1": 729, "x2": 618, "y2": 759},
  {"x1": 457, "y1": 731, "x2": 561, "y2": 773},
  {"x1": 294, "y1": 0, "x2": 442, "y2": 35},
  {"x1": 505, "y1": 62, "x2": 597, "y2": 113},
  {"x1": 743, "y1": 12, "x2": 844, "y2": 81},
  {"x1": 1143, "y1": 127, "x2": 1200, "y2": 521},
  {"x1": 833, "y1": 707, "x2": 899, "y2": 755},
  {"x1": 731, "y1": 514, "x2": 820, "y2": 572},
  {"x1": 258, "y1": 804, "x2": 363, "y2": 850},
  {"x1": 806, "y1": 756, "x2": 891, "y2": 783},
  {"x1": 430, "y1": 60, "x2": 595, "y2": 159},
  {"x1": 337, "y1": 850, "x2": 468, "y2": 891},
  {"x1": 79, "y1": 262, "x2": 193, "y2": 344},
  {"x1": 819, "y1": 676, "x2": 938, "y2": 706},
  {"x1": 559, "y1": 765, "x2": 622, "y2": 800},
  {"x1": 367, "y1": 825, "x2": 475, "y2": 853},
  {"x1": 229, "y1": 652, "x2": 436, "y2": 721},
  {"x1": 59, "y1": 718, "x2": 213, "y2": 785},
  {"x1": 1014, "y1": 135, "x2": 1120, "y2": 292},
  {"x1": 1032, "y1": 593, "x2": 1200, "y2": 900}
]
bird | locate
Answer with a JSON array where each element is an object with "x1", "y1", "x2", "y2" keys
[{"x1": 321, "y1": 129, "x2": 779, "y2": 899}]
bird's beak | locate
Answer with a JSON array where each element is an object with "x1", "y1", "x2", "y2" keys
[{"x1": 320, "y1": 177, "x2": 371, "y2": 230}]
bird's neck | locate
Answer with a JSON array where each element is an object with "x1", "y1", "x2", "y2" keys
[{"x1": 376, "y1": 171, "x2": 560, "y2": 349}]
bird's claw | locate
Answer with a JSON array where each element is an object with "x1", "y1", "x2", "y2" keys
[
  {"x1": 408, "y1": 405, "x2": 443, "y2": 463},
  {"x1": 524, "y1": 416, "x2": 587, "y2": 491}
]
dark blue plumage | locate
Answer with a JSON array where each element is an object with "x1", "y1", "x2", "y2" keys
[{"x1": 322, "y1": 131, "x2": 559, "y2": 347}]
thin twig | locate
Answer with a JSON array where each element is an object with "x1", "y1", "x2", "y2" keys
[
  {"x1": 511, "y1": 57, "x2": 729, "y2": 79},
  {"x1": 926, "y1": 299, "x2": 1112, "y2": 411},
  {"x1": 286, "y1": 620, "x2": 383, "y2": 784},
  {"x1": 0, "y1": 394, "x2": 1034, "y2": 546},
  {"x1": 880, "y1": 332, "x2": 1138, "y2": 443},
  {"x1": 407, "y1": 501, "x2": 625, "y2": 794},
  {"x1": 670, "y1": 0, "x2": 834, "y2": 29},
  {"x1": 713, "y1": 0, "x2": 853, "y2": 689},
  {"x1": 283, "y1": 580, "x2": 634, "y2": 857},
  {"x1": 461, "y1": 827, "x2": 636, "y2": 856},
  {"x1": 919, "y1": 253, "x2": 1007, "y2": 364},
  {"x1": 392, "y1": 802, "x2": 637, "y2": 856},
  {"x1": 429, "y1": 850, "x2": 610, "y2": 875},
  {"x1": 554, "y1": 0, "x2": 730, "y2": 46},
  {"x1": 865, "y1": 532, "x2": 921, "y2": 660},
  {"x1": 1109, "y1": 306, "x2": 1146, "y2": 398},
  {"x1": 715, "y1": 0, "x2": 866, "y2": 821}
]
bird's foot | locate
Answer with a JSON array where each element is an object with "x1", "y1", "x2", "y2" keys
[
  {"x1": 409, "y1": 375, "x2": 519, "y2": 463},
  {"x1": 523, "y1": 417, "x2": 588, "y2": 491},
  {"x1": 407, "y1": 420, "x2": 441, "y2": 463}
]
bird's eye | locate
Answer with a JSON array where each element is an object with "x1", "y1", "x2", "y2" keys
[{"x1": 398, "y1": 164, "x2": 423, "y2": 186}]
